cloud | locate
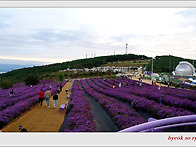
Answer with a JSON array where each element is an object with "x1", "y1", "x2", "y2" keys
[
  {"x1": 0, "y1": 21, "x2": 11, "y2": 29},
  {"x1": 0, "y1": 8, "x2": 196, "y2": 65}
]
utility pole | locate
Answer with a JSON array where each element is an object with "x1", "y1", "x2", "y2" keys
[
  {"x1": 126, "y1": 43, "x2": 128, "y2": 54},
  {"x1": 169, "y1": 60, "x2": 171, "y2": 73},
  {"x1": 86, "y1": 54, "x2": 87, "y2": 59},
  {"x1": 68, "y1": 66, "x2": 70, "y2": 82}
]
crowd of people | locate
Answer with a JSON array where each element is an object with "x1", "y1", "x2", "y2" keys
[
  {"x1": 8, "y1": 82, "x2": 71, "y2": 108},
  {"x1": 37, "y1": 83, "x2": 72, "y2": 110},
  {"x1": 15, "y1": 83, "x2": 71, "y2": 132},
  {"x1": 37, "y1": 84, "x2": 64, "y2": 108}
]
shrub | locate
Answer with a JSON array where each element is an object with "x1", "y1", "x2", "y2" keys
[
  {"x1": 0, "y1": 80, "x2": 13, "y2": 89},
  {"x1": 24, "y1": 75, "x2": 40, "y2": 85},
  {"x1": 58, "y1": 72, "x2": 64, "y2": 82}
]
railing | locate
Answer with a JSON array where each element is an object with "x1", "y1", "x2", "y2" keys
[{"x1": 119, "y1": 115, "x2": 196, "y2": 132}]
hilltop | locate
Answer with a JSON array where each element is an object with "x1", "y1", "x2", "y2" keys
[
  {"x1": 146, "y1": 55, "x2": 195, "y2": 74},
  {"x1": 0, "y1": 54, "x2": 149, "y2": 83},
  {"x1": 0, "y1": 54, "x2": 195, "y2": 84}
]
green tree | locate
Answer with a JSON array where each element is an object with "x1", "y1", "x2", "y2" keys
[
  {"x1": 24, "y1": 75, "x2": 40, "y2": 85},
  {"x1": 58, "y1": 72, "x2": 64, "y2": 82},
  {"x1": 0, "y1": 80, "x2": 13, "y2": 89}
]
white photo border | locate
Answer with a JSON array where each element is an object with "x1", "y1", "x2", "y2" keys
[{"x1": 0, "y1": 1, "x2": 195, "y2": 147}]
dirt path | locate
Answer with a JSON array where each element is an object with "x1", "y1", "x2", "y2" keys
[
  {"x1": 1, "y1": 81, "x2": 73, "y2": 132},
  {"x1": 131, "y1": 76, "x2": 169, "y2": 87}
]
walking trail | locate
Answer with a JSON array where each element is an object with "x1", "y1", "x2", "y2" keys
[
  {"x1": 131, "y1": 75, "x2": 169, "y2": 87},
  {"x1": 1, "y1": 81, "x2": 73, "y2": 132}
]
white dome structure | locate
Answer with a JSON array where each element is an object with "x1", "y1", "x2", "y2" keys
[{"x1": 175, "y1": 61, "x2": 195, "y2": 76}]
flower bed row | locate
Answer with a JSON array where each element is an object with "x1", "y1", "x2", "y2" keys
[
  {"x1": 118, "y1": 86, "x2": 195, "y2": 113},
  {"x1": 64, "y1": 80, "x2": 96, "y2": 132},
  {"x1": 0, "y1": 96, "x2": 38, "y2": 129},
  {"x1": 39, "y1": 79, "x2": 58, "y2": 85},
  {"x1": 80, "y1": 79, "x2": 145, "y2": 130},
  {"x1": 0, "y1": 86, "x2": 46, "y2": 111},
  {"x1": 12, "y1": 79, "x2": 58, "y2": 88},
  {"x1": 109, "y1": 77, "x2": 196, "y2": 101},
  {"x1": 90, "y1": 78, "x2": 109, "y2": 89},
  {"x1": 85, "y1": 78, "x2": 194, "y2": 120},
  {"x1": 13, "y1": 82, "x2": 26, "y2": 88},
  {"x1": 0, "y1": 81, "x2": 67, "y2": 129},
  {"x1": 93, "y1": 77, "x2": 196, "y2": 112},
  {"x1": 0, "y1": 81, "x2": 66, "y2": 111},
  {"x1": 160, "y1": 87, "x2": 196, "y2": 101},
  {"x1": 99, "y1": 78, "x2": 196, "y2": 113},
  {"x1": 98, "y1": 77, "x2": 196, "y2": 102}
]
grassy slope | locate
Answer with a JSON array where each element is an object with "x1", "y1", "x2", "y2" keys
[
  {"x1": 101, "y1": 60, "x2": 150, "y2": 67},
  {"x1": 0, "y1": 54, "x2": 149, "y2": 83},
  {"x1": 0, "y1": 54, "x2": 195, "y2": 84}
]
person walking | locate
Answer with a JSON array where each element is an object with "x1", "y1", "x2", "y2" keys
[
  {"x1": 38, "y1": 89, "x2": 44, "y2": 106},
  {"x1": 119, "y1": 82, "x2": 121, "y2": 87},
  {"x1": 158, "y1": 83, "x2": 161, "y2": 90},
  {"x1": 45, "y1": 88, "x2": 51, "y2": 107},
  {"x1": 167, "y1": 82, "x2": 170, "y2": 87},
  {"x1": 10, "y1": 89, "x2": 13, "y2": 96},
  {"x1": 60, "y1": 84, "x2": 63, "y2": 91},
  {"x1": 182, "y1": 82, "x2": 185, "y2": 89},
  {"x1": 53, "y1": 92, "x2": 58, "y2": 108},
  {"x1": 65, "y1": 89, "x2": 69, "y2": 94},
  {"x1": 57, "y1": 85, "x2": 60, "y2": 93}
]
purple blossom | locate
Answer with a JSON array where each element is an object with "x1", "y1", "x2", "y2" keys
[{"x1": 0, "y1": 81, "x2": 67, "y2": 129}]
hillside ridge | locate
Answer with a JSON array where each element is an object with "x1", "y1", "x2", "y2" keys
[{"x1": 0, "y1": 54, "x2": 195, "y2": 83}]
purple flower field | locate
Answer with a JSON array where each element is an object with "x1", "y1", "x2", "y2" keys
[
  {"x1": 94, "y1": 77, "x2": 195, "y2": 116},
  {"x1": 64, "y1": 76, "x2": 195, "y2": 132},
  {"x1": 64, "y1": 80, "x2": 96, "y2": 132},
  {"x1": 12, "y1": 79, "x2": 58, "y2": 88},
  {"x1": 0, "y1": 81, "x2": 67, "y2": 129},
  {"x1": 80, "y1": 79, "x2": 145, "y2": 130},
  {"x1": 1, "y1": 76, "x2": 195, "y2": 132},
  {"x1": 13, "y1": 82, "x2": 26, "y2": 88},
  {"x1": 39, "y1": 79, "x2": 58, "y2": 85}
]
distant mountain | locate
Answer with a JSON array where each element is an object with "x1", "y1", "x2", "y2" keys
[
  {"x1": 0, "y1": 63, "x2": 35, "y2": 73},
  {"x1": 0, "y1": 58, "x2": 49, "y2": 73}
]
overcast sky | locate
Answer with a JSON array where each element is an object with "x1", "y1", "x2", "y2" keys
[{"x1": 0, "y1": 8, "x2": 196, "y2": 66}]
